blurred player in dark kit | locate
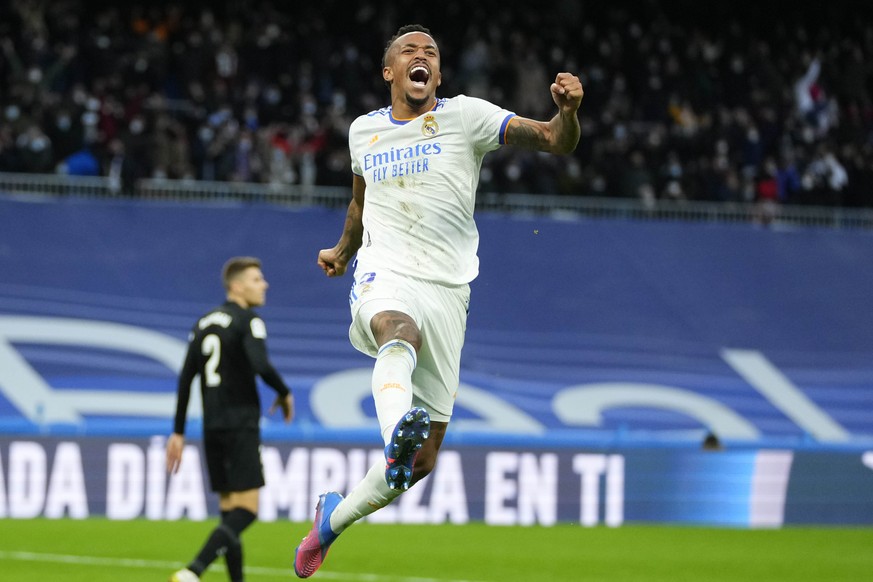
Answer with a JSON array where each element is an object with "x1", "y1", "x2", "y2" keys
[{"x1": 168, "y1": 257, "x2": 294, "y2": 582}]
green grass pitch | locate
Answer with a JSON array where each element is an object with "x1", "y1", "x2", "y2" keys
[{"x1": 0, "y1": 518, "x2": 871, "y2": 581}]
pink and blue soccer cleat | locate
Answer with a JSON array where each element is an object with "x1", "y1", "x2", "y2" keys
[{"x1": 293, "y1": 491, "x2": 343, "y2": 578}]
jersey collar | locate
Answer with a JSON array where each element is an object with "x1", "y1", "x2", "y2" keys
[{"x1": 388, "y1": 99, "x2": 442, "y2": 125}]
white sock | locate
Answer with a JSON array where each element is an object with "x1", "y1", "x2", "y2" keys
[
  {"x1": 329, "y1": 461, "x2": 402, "y2": 533},
  {"x1": 371, "y1": 339, "x2": 417, "y2": 444},
  {"x1": 328, "y1": 339, "x2": 417, "y2": 534}
]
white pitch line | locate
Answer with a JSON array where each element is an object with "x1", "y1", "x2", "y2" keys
[
  {"x1": 0, "y1": 550, "x2": 181, "y2": 570},
  {"x1": 0, "y1": 550, "x2": 485, "y2": 582}
]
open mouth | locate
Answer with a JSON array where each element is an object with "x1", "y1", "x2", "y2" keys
[{"x1": 409, "y1": 66, "x2": 430, "y2": 88}]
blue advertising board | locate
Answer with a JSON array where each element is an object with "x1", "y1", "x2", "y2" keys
[
  {"x1": 1, "y1": 436, "x2": 871, "y2": 527},
  {"x1": 0, "y1": 194, "x2": 872, "y2": 452}
]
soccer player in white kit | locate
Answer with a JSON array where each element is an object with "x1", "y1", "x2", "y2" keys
[{"x1": 294, "y1": 24, "x2": 583, "y2": 578}]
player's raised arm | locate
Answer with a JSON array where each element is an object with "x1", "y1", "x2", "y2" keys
[{"x1": 505, "y1": 72, "x2": 583, "y2": 155}]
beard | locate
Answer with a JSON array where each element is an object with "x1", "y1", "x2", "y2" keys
[{"x1": 404, "y1": 92, "x2": 429, "y2": 109}]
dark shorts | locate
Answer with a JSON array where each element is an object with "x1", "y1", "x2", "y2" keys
[{"x1": 203, "y1": 428, "x2": 264, "y2": 493}]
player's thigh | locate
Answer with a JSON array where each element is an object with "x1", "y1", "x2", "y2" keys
[{"x1": 348, "y1": 267, "x2": 422, "y2": 356}]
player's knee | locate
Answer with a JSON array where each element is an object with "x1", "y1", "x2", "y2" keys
[
  {"x1": 223, "y1": 507, "x2": 257, "y2": 535},
  {"x1": 386, "y1": 323, "x2": 421, "y2": 353},
  {"x1": 395, "y1": 324, "x2": 422, "y2": 353},
  {"x1": 371, "y1": 311, "x2": 422, "y2": 352}
]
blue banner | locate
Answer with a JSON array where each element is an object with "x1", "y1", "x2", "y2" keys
[
  {"x1": 0, "y1": 195, "x2": 872, "y2": 450},
  {"x1": 1, "y1": 436, "x2": 871, "y2": 527}
]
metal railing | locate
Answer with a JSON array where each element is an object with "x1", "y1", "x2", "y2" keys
[
  {"x1": 477, "y1": 192, "x2": 873, "y2": 230},
  {"x1": 3, "y1": 171, "x2": 873, "y2": 229}
]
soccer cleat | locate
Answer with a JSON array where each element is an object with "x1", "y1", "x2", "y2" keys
[
  {"x1": 168, "y1": 568, "x2": 199, "y2": 582},
  {"x1": 385, "y1": 406, "x2": 430, "y2": 491},
  {"x1": 294, "y1": 491, "x2": 343, "y2": 578}
]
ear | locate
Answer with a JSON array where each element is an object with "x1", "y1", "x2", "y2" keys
[
  {"x1": 436, "y1": 71, "x2": 442, "y2": 87},
  {"x1": 383, "y1": 66, "x2": 393, "y2": 84},
  {"x1": 227, "y1": 278, "x2": 242, "y2": 295}
]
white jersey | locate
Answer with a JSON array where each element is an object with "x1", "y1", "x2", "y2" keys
[{"x1": 349, "y1": 95, "x2": 516, "y2": 285}]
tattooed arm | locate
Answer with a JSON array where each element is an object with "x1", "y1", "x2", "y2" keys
[
  {"x1": 505, "y1": 72, "x2": 584, "y2": 155},
  {"x1": 317, "y1": 173, "x2": 365, "y2": 277}
]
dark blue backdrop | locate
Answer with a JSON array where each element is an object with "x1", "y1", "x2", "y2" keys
[{"x1": 1, "y1": 195, "x2": 871, "y2": 449}]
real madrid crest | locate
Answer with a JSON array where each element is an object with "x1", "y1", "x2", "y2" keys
[{"x1": 421, "y1": 114, "x2": 439, "y2": 138}]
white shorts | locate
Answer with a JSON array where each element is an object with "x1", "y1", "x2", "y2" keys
[{"x1": 348, "y1": 262, "x2": 470, "y2": 422}]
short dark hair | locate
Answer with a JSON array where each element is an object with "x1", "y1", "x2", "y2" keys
[
  {"x1": 382, "y1": 24, "x2": 434, "y2": 68},
  {"x1": 222, "y1": 256, "x2": 261, "y2": 290}
]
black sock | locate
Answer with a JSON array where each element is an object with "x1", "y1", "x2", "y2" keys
[
  {"x1": 188, "y1": 524, "x2": 236, "y2": 576},
  {"x1": 223, "y1": 508, "x2": 257, "y2": 535},
  {"x1": 223, "y1": 508, "x2": 257, "y2": 582},
  {"x1": 224, "y1": 529, "x2": 243, "y2": 582}
]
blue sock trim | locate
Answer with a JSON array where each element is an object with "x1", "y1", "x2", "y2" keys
[{"x1": 377, "y1": 339, "x2": 417, "y2": 367}]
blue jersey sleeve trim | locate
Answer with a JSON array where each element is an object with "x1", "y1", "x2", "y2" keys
[{"x1": 499, "y1": 114, "x2": 517, "y2": 145}]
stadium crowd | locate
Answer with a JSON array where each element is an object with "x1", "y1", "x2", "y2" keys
[{"x1": 0, "y1": 0, "x2": 871, "y2": 206}]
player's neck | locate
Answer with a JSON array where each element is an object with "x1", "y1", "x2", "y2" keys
[
  {"x1": 392, "y1": 95, "x2": 437, "y2": 120},
  {"x1": 227, "y1": 295, "x2": 249, "y2": 309}
]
